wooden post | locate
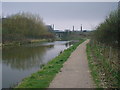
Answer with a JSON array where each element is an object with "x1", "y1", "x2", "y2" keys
[{"x1": 109, "y1": 47, "x2": 112, "y2": 60}]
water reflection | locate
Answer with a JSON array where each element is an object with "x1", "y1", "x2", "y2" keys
[
  {"x1": 2, "y1": 45, "x2": 54, "y2": 70},
  {"x1": 2, "y1": 41, "x2": 71, "y2": 88}
]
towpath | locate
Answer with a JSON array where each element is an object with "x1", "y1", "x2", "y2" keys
[{"x1": 49, "y1": 39, "x2": 95, "y2": 88}]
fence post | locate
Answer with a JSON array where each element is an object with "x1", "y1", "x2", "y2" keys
[{"x1": 109, "y1": 46, "x2": 112, "y2": 60}]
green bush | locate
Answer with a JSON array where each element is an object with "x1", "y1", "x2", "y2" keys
[
  {"x1": 92, "y1": 9, "x2": 119, "y2": 47},
  {"x1": 2, "y1": 12, "x2": 54, "y2": 43}
]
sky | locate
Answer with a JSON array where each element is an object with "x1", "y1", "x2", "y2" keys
[{"x1": 2, "y1": 2, "x2": 118, "y2": 31}]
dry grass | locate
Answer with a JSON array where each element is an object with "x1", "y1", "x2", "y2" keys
[{"x1": 87, "y1": 40, "x2": 119, "y2": 88}]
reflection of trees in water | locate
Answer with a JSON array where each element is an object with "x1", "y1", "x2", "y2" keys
[{"x1": 2, "y1": 45, "x2": 54, "y2": 70}]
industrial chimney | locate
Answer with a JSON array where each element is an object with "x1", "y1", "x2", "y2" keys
[
  {"x1": 81, "y1": 24, "x2": 82, "y2": 32},
  {"x1": 73, "y1": 26, "x2": 74, "y2": 32},
  {"x1": 52, "y1": 24, "x2": 54, "y2": 30}
]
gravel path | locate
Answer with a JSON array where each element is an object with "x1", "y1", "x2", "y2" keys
[{"x1": 49, "y1": 39, "x2": 95, "y2": 88}]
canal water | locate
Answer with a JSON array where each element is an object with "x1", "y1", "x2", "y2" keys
[{"x1": 2, "y1": 41, "x2": 72, "y2": 88}]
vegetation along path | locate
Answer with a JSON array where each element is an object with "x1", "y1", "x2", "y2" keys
[{"x1": 49, "y1": 39, "x2": 95, "y2": 88}]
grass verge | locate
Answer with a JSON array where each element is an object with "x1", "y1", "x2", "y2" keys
[
  {"x1": 86, "y1": 43, "x2": 101, "y2": 88},
  {"x1": 16, "y1": 39, "x2": 85, "y2": 88},
  {"x1": 86, "y1": 41, "x2": 119, "y2": 88}
]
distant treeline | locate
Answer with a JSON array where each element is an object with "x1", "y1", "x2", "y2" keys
[
  {"x1": 92, "y1": 9, "x2": 119, "y2": 47},
  {"x1": 2, "y1": 12, "x2": 54, "y2": 43}
]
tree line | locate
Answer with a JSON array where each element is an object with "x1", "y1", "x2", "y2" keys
[
  {"x1": 92, "y1": 9, "x2": 119, "y2": 47},
  {"x1": 2, "y1": 12, "x2": 54, "y2": 43}
]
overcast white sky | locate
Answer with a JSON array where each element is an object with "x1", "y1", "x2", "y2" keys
[{"x1": 1, "y1": 2, "x2": 118, "y2": 30}]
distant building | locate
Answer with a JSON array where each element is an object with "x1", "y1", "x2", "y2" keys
[
  {"x1": 46, "y1": 25, "x2": 54, "y2": 32},
  {"x1": 65, "y1": 29, "x2": 70, "y2": 32},
  {"x1": 83, "y1": 30, "x2": 87, "y2": 32}
]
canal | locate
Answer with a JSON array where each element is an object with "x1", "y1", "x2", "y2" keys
[{"x1": 2, "y1": 41, "x2": 72, "y2": 88}]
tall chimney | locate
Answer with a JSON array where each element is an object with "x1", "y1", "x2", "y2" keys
[
  {"x1": 52, "y1": 24, "x2": 54, "y2": 30},
  {"x1": 73, "y1": 26, "x2": 74, "y2": 31},
  {"x1": 81, "y1": 24, "x2": 82, "y2": 31}
]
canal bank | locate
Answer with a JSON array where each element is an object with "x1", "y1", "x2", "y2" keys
[
  {"x1": 16, "y1": 39, "x2": 85, "y2": 88},
  {"x1": 2, "y1": 39, "x2": 52, "y2": 47}
]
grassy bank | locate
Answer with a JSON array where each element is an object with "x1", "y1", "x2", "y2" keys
[
  {"x1": 16, "y1": 39, "x2": 85, "y2": 88},
  {"x1": 86, "y1": 41, "x2": 119, "y2": 88},
  {"x1": 2, "y1": 39, "x2": 54, "y2": 47}
]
